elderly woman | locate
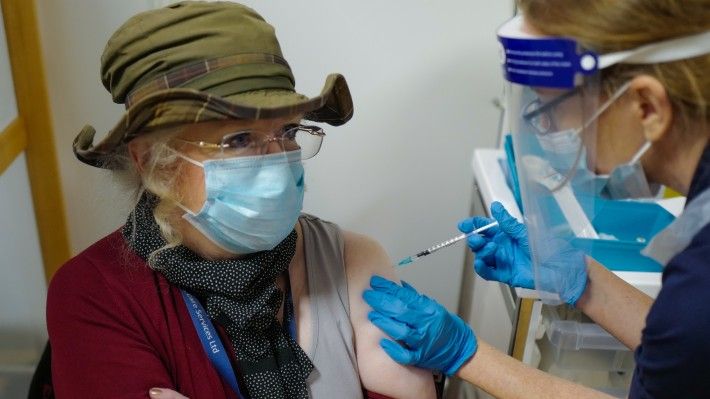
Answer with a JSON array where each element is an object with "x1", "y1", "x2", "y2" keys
[{"x1": 46, "y1": 2, "x2": 435, "y2": 398}]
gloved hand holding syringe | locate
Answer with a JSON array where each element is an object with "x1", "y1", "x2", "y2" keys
[{"x1": 397, "y1": 221, "x2": 499, "y2": 267}]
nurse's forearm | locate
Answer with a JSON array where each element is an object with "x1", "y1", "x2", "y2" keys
[
  {"x1": 576, "y1": 258, "x2": 653, "y2": 350},
  {"x1": 456, "y1": 341, "x2": 614, "y2": 399}
]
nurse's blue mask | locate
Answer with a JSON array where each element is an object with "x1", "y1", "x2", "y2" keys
[
  {"x1": 602, "y1": 141, "x2": 661, "y2": 199},
  {"x1": 175, "y1": 150, "x2": 305, "y2": 254}
]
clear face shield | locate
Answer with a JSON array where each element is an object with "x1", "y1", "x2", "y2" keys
[{"x1": 497, "y1": 16, "x2": 710, "y2": 303}]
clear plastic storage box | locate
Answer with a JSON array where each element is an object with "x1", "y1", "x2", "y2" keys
[{"x1": 539, "y1": 306, "x2": 635, "y2": 372}]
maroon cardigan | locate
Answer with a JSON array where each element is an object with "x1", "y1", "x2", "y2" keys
[{"x1": 47, "y1": 230, "x2": 391, "y2": 399}]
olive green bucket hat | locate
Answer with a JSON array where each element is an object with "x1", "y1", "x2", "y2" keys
[{"x1": 73, "y1": 1, "x2": 353, "y2": 169}]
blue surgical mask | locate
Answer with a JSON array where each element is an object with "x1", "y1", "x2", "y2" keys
[
  {"x1": 537, "y1": 127, "x2": 585, "y2": 172},
  {"x1": 602, "y1": 141, "x2": 661, "y2": 199},
  {"x1": 176, "y1": 150, "x2": 305, "y2": 254}
]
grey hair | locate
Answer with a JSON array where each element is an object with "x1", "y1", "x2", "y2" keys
[{"x1": 106, "y1": 127, "x2": 188, "y2": 268}]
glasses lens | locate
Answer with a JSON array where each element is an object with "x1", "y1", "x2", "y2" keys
[
  {"x1": 524, "y1": 100, "x2": 553, "y2": 135},
  {"x1": 292, "y1": 127, "x2": 324, "y2": 160},
  {"x1": 217, "y1": 125, "x2": 324, "y2": 160}
]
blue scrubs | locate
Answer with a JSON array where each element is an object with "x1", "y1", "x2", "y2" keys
[{"x1": 630, "y1": 146, "x2": 710, "y2": 398}]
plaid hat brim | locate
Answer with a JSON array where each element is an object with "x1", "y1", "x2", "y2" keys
[{"x1": 73, "y1": 73, "x2": 353, "y2": 169}]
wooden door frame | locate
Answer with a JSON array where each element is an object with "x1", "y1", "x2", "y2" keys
[{"x1": 1, "y1": 0, "x2": 70, "y2": 282}]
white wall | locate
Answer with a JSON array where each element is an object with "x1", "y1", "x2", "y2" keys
[{"x1": 37, "y1": 1, "x2": 513, "y2": 311}]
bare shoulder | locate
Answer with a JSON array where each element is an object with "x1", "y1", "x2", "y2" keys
[
  {"x1": 341, "y1": 230, "x2": 392, "y2": 279},
  {"x1": 341, "y1": 229, "x2": 436, "y2": 399}
]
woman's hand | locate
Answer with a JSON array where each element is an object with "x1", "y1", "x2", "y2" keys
[
  {"x1": 459, "y1": 201, "x2": 534, "y2": 289},
  {"x1": 363, "y1": 276, "x2": 477, "y2": 376},
  {"x1": 149, "y1": 388, "x2": 189, "y2": 399},
  {"x1": 461, "y1": 201, "x2": 587, "y2": 306}
]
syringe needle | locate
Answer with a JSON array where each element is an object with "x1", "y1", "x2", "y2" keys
[{"x1": 397, "y1": 256, "x2": 416, "y2": 266}]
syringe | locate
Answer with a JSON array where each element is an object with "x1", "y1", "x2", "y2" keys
[{"x1": 397, "y1": 221, "x2": 499, "y2": 267}]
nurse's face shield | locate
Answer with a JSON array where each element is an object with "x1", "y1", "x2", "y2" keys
[{"x1": 497, "y1": 16, "x2": 710, "y2": 304}]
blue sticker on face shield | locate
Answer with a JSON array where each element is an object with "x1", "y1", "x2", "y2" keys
[{"x1": 498, "y1": 36, "x2": 598, "y2": 89}]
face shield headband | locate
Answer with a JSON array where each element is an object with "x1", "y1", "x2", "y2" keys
[{"x1": 497, "y1": 15, "x2": 710, "y2": 90}]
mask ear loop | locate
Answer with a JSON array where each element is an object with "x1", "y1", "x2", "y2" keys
[
  {"x1": 629, "y1": 141, "x2": 652, "y2": 165},
  {"x1": 550, "y1": 81, "x2": 633, "y2": 192},
  {"x1": 172, "y1": 148, "x2": 205, "y2": 168},
  {"x1": 175, "y1": 201, "x2": 198, "y2": 217},
  {"x1": 162, "y1": 144, "x2": 204, "y2": 216}
]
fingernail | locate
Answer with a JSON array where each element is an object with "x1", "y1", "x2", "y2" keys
[{"x1": 149, "y1": 388, "x2": 162, "y2": 397}]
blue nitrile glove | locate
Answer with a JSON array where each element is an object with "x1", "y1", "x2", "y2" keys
[
  {"x1": 458, "y1": 201, "x2": 534, "y2": 290},
  {"x1": 459, "y1": 202, "x2": 588, "y2": 306},
  {"x1": 534, "y1": 236, "x2": 588, "y2": 306},
  {"x1": 362, "y1": 276, "x2": 477, "y2": 376}
]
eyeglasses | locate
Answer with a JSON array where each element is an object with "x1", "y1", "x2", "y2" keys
[
  {"x1": 173, "y1": 123, "x2": 326, "y2": 160},
  {"x1": 522, "y1": 86, "x2": 583, "y2": 135},
  {"x1": 523, "y1": 81, "x2": 630, "y2": 137}
]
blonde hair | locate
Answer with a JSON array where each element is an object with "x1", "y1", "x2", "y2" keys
[
  {"x1": 108, "y1": 127, "x2": 187, "y2": 267},
  {"x1": 518, "y1": 0, "x2": 710, "y2": 134}
]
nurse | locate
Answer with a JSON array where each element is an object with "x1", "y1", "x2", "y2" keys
[{"x1": 364, "y1": 1, "x2": 710, "y2": 397}]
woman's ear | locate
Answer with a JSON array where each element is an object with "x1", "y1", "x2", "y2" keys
[
  {"x1": 127, "y1": 138, "x2": 151, "y2": 173},
  {"x1": 627, "y1": 75, "x2": 673, "y2": 143}
]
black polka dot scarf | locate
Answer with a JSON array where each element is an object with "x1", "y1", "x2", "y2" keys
[{"x1": 122, "y1": 193, "x2": 313, "y2": 398}]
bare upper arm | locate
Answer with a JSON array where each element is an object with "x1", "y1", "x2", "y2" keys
[{"x1": 342, "y1": 230, "x2": 436, "y2": 399}]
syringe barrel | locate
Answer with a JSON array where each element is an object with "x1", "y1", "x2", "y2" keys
[{"x1": 427, "y1": 233, "x2": 467, "y2": 253}]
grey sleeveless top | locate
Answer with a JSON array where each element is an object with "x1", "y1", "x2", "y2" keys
[{"x1": 299, "y1": 214, "x2": 364, "y2": 399}]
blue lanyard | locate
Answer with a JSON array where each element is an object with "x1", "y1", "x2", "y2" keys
[
  {"x1": 181, "y1": 290, "x2": 244, "y2": 397},
  {"x1": 181, "y1": 281, "x2": 296, "y2": 398}
]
